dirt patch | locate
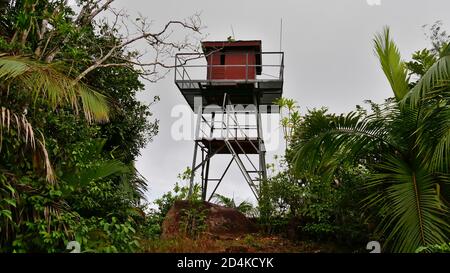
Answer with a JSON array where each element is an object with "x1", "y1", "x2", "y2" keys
[{"x1": 141, "y1": 234, "x2": 342, "y2": 253}]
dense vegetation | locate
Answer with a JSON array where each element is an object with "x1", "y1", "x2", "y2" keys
[
  {"x1": 0, "y1": 0, "x2": 165, "y2": 252},
  {"x1": 260, "y1": 25, "x2": 450, "y2": 252},
  {"x1": 1, "y1": 1, "x2": 449, "y2": 254}
]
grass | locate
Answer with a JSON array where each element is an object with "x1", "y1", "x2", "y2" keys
[{"x1": 139, "y1": 233, "x2": 343, "y2": 253}]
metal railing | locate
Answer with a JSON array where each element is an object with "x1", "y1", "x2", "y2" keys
[
  {"x1": 193, "y1": 94, "x2": 259, "y2": 141},
  {"x1": 175, "y1": 52, "x2": 284, "y2": 83},
  {"x1": 195, "y1": 110, "x2": 258, "y2": 140}
]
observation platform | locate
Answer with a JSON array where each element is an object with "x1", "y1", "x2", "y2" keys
[
  {"x1": 174, "y1": 51, "x2": 284, "y2": 113},
  {"x1": 198, "y1": 137, "x2": 261, "y2": 155}
]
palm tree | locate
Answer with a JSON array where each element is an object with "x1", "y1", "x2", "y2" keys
[
  {"x1": 291, "y1": 27, "x2": 450, "y2": 252},
  {"x1": 212, "y1": 194, "x2": 255, "y2": 216},
  {"x1": 0, "y1": 55, "x2": 110, "y2": 181}
]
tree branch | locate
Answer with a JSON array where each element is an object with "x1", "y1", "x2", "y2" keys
[
  {"x1": 73, "y1": 12, "x2": 205, "y2": 84},
  {"x1": 83, "y1": 0, "x2": 114, "y2": 25}
]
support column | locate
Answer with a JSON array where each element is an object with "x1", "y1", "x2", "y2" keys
[
  {"x1": 200, "y1": 148, "x2": 205, "y2": 194},
  {"x1": 210, "y1": 112, "x2": 216, "y2": 138},
  {"x1": 189, "y1": 104, "x2": 203, "y2": 198},
  {"x1": 188, "y1": 142, "x2": 198, "y2": 197},
  {"x1": 254, "y1": 93, "x2": 267, "y2": 196},
  {"x1": 202, "y1": 151, "x2": 211, "y2": 201}
]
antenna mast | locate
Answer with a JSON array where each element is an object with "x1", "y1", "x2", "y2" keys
[
  {"x1": 280, "y1": 19, "x2": 283, "y2": 51},
  {"x1": 279, "y1": 18, "x2": 283, "y2": 60},
  {"x1": 231, "y1": 25, "x2": 236, "y2": 39}
]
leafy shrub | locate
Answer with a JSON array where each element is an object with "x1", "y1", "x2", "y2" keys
[
  {"x1": 73, "y1": 217, "x2": 140, "y2": 253},
  {"x1": 140, "y1": 209, "x2": 163, "y2": 240},
  {"x1": 179, "y1": 200, "x2": 208, "y2": 239},
  {"x1": 260, "y1": 107, "x2": 371, "y2": 247}
]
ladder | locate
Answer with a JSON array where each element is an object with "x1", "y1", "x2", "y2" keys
[
  {"x1": 224, "y1": 139, "x2": 261, "y2": 200},
  {"x1": 189, "y1": 92, "x2": 267, "y2": 201},
  {"x1": 222, "y1": 94, "x2": 264, "y2": 200}
]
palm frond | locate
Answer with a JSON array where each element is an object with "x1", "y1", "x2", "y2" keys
[
  {"x1": 129, "y1": 164, "x2": 149, "y2": 201},
  {"x1": 78, "y1": 84, "x2": 110, "y2": 123},
  {"x1": 236, "y1": 200, "x2": 254, "y2": 214},
  {"x1": 37, "y1": 137, "x2": 55, "y2": 184},
  {"x1": 0, "y1": 106, "x2": 55, "y2": 183},
  {"x1": 0, "y1": 106, "x2": 35, "y2": 150},
  {"x1": 291, "y1": 110, "x2": 391, "y2": 179},
  {"x1": 405, "y1": 43, "x2": 450, "y2": 106},
  {"x1": 364, "y1": 156, "x2": 450, "y2": 252},
  {"x1": 0, "y1": 56, "x2": 28, "y2": 79},
  {"x1": 374, "y1": 27, "x2": 410, "y2": 101},
  {"x1": 415, "y1": 91, "x2": 450, "y2": 172},
  {"x1": 0, "y1": 56, "x2": 110, "y2": 123},
  {"x1": 212, "y1": 194, "x2": 235, "y2": 208},
  {"x1": 62, "y1": 159, "x2": 130, "y2": 188}
]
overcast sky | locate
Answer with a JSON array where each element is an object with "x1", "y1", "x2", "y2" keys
[{"x1": 110, "y1": 0, "x2": 450, "y2": 204}]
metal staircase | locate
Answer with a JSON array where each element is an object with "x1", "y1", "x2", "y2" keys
[
  {"x1": 189, "y1": 92, "x2": 267, "y2": 201},
  {"x1": 224, "y1": 139, "x2": 260, "y2": 199},
  {"x1": 222, "y1": 94, "x2": 265, "y2": 200}
]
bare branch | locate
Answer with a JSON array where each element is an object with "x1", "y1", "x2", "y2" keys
[
  {"x1": 73, "y1": 12, "x2": 206, "y2": 83},
  {"x1": 28, "y1": 0, "x2": 205, "y2": 83},
  {"x1": 84, "y1": 0, "x2": 114, "y2": 25},
  {"x1": 76, "y1": 0, "x2": 114, "y2": 25}
]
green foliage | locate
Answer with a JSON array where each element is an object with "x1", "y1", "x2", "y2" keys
[
  {"x1": 416, "y1": 242, "x2": 450, "y2": 253},
  {"x1": 179, "y1": 201, "x2": 208, "y2": 240},
  {"x1": 290, "y1": 28, "x2": 450, "y2": 252},
  {"x1": 299, "y1": 164, "x2": 370, "y2": 244},
  {"x1": 154, "y1": 169, "x2": 201, "y2": 218},
  {"x1": 140, "y1": 209, "x2": 163, "y2": 240},
  {"x1": 146, "y1": 169, "x2": 203, "y2": 240},
  {"x1": 365, "y1": 156, "x2": 450, "y2": 252},
  {"x1": 73, "y1": 216, "x2": 140, "y2": 253},
  {"x1": 0, "y1": 56, "x2": 110, "y2": 123},
  {"x1": 291, "y1": 100, "x2": 450, "y2": 252},
  {"x1": 274, "y1": 97, "x2": 301, "y2": 148},
  {"x1": 405, "y1": 42, "x2": 450, "y2": 106},
  {"x1": 374, "y1": 27, "x2": 410, "y2": 101},
  {"x1": 212, "y1": 194, "x2": 256, "y2": 217},
  {"x1": 0, "y1": 0, "x2": 157, "y2": 253},
  {"x1": 260, "y1": 105, "x2": 371, "y2": 246},
  {"x1": 9, "y1": 210, "x2": 80, "y2": 253},
  {"x1": 406, "y1": 49, "x2": 437, "y2": 79}
]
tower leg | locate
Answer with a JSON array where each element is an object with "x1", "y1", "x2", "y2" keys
[
  {"x1": 189, "y1": 104, "x2": 203, "y2": 198},
  {"x1": 202, "y1": 152, "x2": 211, "y2": 201},
  {"x1": 254, "y1": 93, "x2": 268, "y2": 196},
  {"x1": 188, "y1": 141, "x2": 199, "y2": 198},
  {"x1": 259, "y1": 143, "x2": 267, "y2": 197}
]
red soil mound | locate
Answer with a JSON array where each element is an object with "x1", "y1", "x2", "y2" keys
[{"x1": 162, "y1": 200, "x2": 258, "y2": 239}]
